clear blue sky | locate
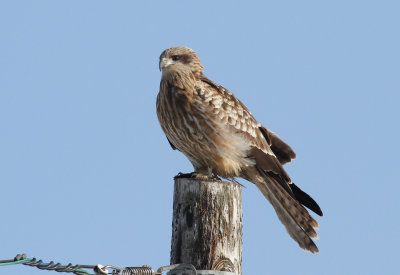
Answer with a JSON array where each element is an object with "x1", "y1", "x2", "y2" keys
[{"x1": 1, "y1": 1, "x2": 399, "y2": 274}]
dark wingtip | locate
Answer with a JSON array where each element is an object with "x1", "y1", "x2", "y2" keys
[{"x1": 291, "y1": 183, "x2": 323, "y2": 216}]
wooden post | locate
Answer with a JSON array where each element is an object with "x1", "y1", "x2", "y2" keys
[{"x1": 170, "y1": 177, "x2": 242, "y2": 274}]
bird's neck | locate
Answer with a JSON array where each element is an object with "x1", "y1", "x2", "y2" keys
[{"x1": 161, "y1": 66, "x2": 198, "y2": 92}]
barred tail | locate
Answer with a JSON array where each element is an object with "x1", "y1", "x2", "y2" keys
[{"x1": 246, "y1": 166, "x2": 320, "y2": 253}]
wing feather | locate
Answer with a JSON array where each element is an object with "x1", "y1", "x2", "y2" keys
[
  {"x1": 198, "y1": 76, "x2": 269, "y2": 151},
  {"x1": 167, "y1": 137, "x2": 177, "y2": 150},
  {"x1": 198, "y1": 76, "x2": 323, "y2": 216}
]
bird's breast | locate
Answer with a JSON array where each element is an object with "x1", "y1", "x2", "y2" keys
[{"x1": 157, "y1": 82, "x2": 253, "y2": 177}]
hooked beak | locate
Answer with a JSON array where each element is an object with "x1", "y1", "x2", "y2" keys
[{"x1": 159, "y1": 57, "x2": 173, "y2": 71}]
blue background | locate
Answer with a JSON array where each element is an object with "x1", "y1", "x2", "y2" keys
[{"x1": 1, "y1": 1, "x2": 399, "y2": 274}]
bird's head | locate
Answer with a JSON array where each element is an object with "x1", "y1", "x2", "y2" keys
[{"x1": 159, "y1": 47, "x2": 204, "y2": 75}]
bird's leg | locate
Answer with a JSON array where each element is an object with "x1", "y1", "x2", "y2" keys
[
  {"x1": 189, "y1": 167, "x2": 209, "y2": 180},
  {"x1": 207, "y1": 166, "x2": 212, "y2": 177},
  {"x1": 192, "y1": 167, "x2": 213, "y2": 180},
  {"x1": 208, "y1": 167, "x2": 222, "y2": 181},
  {"x1": 174, "y1": 171, "x2": 209, "y2": 179},
  {"x1": 211, "y1": 173, "x2": 222, "y2": 181},
  {"x1": 175, "y1": 167, "x2": 221, "y2": 181}
]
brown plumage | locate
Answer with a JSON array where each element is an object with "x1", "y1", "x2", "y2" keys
[{"x1": 156, "y1": 47, "x2": 323, "y2": 253}]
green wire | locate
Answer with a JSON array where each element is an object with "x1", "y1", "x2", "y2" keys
[
  {"x1": 71, "y1": 269, "x2": 91, "y2": 275},
  {"x1": 0, "y1": 258, "x2": 92, "y2": 274},
  {"x1": 0, "y1": 258, "x2": 31, "y2": 266},
  {"x1": 69, "y1": 268, "x2": 91, "y2": 275}
]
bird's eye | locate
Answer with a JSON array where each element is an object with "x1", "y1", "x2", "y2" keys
[{"x1": 171, "y1": 55, "x2": 180, "y2": 61}]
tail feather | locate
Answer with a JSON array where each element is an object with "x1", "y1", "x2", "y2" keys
[
  {"x1": 291, "y1": 183, "x2": 323, "y2": 216},
  {"x1": 248, "y1": 167, "x2": 320, "y2": 253},
  {"x1": 257, "y1": 169, "x2": 319, "y2": 233}
]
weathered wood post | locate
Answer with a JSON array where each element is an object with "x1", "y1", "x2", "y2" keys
[{"x1": 170, "y1": 177, "x2": 242, "y2": 274}]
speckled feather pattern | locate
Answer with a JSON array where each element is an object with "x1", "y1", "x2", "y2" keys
[
  {"x1": 157, "y1": 75, "x2": 260, "y2": 178},
  {"x1": 156, "y1": 47, "x2": 321, "y2": 253}
]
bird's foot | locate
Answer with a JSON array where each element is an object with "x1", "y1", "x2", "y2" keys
[{"x1": 174, "y1": 172, "x2": 221, "y2": 181}]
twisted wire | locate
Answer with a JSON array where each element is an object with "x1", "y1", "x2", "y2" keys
[
  {"x1": 27, "y1": 259, "x2": 92, "y2": 274},
  {"x1": 23, "y1": 257, "x2": 94, "y2": 275},
  {"x1": 0, "y1": 254, "x2": 94, "y2": 275},
  {"x1": 1, "y1": 254, "x2": 203, "y2": 275}
]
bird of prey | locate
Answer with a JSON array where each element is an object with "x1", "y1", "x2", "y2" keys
[{"x1": 156, "y1": 47, "x2": 323, "y2": 253}]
